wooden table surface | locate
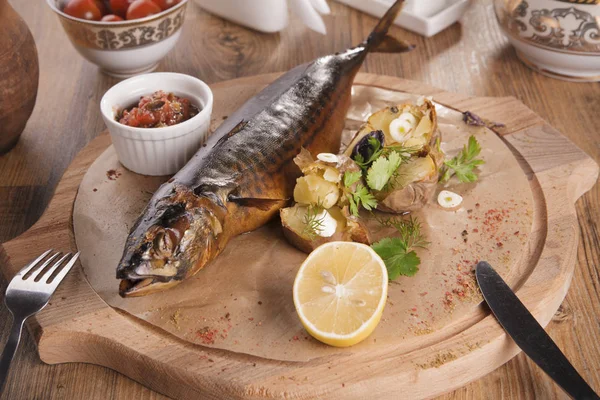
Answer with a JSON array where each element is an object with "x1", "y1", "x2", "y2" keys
[{"x1": 1, "y1": 0, "x2": 599, "y2": 398}]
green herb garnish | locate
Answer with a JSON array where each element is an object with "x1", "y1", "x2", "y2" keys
[
  {"x1": 372, "y1": 238, "x2": 421, "y2": 279},
  {"x1": 371, "y1": 216, "x2": 429, "y2": 279},
  {"x1": 301, "y1": 204, "x2": 326, "y2": 240},
  {"x1": 366, "y1": 151, "x2": 402, "y2": 191},
  {"x1": 381, "y1": 144, "x2": 420, "y2": 159},
  {"x1": 346, "y1": 185, "x2": 378, "y2": 217},
  {"x1": 342, "y1": 171, "x2": 377, "y2": 216},
  {"x1": 343, "y1": 170, "x2": 362, "y2": 188},
  {"x1": 440, "y1": 135, "x2": 484, "y2": 183},
  {"x1": 353, "y1": 136, "x2": 384, "y2": 171}
]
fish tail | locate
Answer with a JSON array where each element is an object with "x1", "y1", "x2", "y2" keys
[{"x1": 364, "y1": 0, "x2": 414, "y2": 54}]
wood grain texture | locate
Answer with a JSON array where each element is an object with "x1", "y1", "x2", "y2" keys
[
  {"x1": 0, "y1": 0, "x2": 599, "y2": 399},
  {"x1": 0, "y1": 73, "x2": 597, "y2": 399}
]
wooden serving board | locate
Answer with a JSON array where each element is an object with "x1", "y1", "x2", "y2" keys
[{"x1": 0, "y1": 73, "x2": 597, "y2": 399}]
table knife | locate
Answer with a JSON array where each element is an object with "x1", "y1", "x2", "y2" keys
[{"x1": 476, "y1": 261, "x2": 599, "y2": 400}]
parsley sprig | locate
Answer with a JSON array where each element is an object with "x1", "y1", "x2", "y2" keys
[
  {"x1": 343, "y1": 170, "x2": 362, "y2": 187},
  {"x1": 440, "y1": 135, "x2": 484, "y2": 183},
  {"x1": 371, "y1": 216, "x2": 429, "y2": 279},
  {"x1": 352, "y1": 135, "x2": 419, "y2": 193},
  {"x1": 343, "y1": 171, "x2": 377, "y2": 216},
  {"x1": 366, "y1": 151, "x2": 402, "y2": 191}
]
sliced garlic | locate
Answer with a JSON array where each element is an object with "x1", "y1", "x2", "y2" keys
[
  {"x1": 317, "y1": 153, "x2": 339, "y2": 163},
  {"x1": 437, "y1": 190, "x2": 463, "y2": 209},
  {"x1": 314, "y1": 209, "x2": 337, "y2": 237},
  {"x1": 389, "y1": 112, "x2": 418, "y2": 143}
]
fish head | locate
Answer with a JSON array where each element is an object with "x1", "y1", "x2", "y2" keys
[{"x1": 117, "y1": 186, "x2": 224, "y2": 297}]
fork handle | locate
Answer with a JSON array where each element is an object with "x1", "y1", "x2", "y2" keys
[{"x1": 0, "y1": 315, "x2": 25, "y2": 394}]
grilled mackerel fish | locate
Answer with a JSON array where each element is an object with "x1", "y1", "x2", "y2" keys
[{"x1": 117, "y1": 0, "x2": 413, "y2": 297}]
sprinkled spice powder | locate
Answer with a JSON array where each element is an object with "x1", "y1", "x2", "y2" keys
[
  {"x1": 416, "y1": 351, "x2": 458, "y2": 369},
  {"x1": 443, "y1": 292, "x2": 455, "y2": 310},
  {"x1": 170, "y1": 309, "x2": 182, "y2": 330},
  {"x1": 196, "y1": 327, "x2": 218, "y2": 345}
]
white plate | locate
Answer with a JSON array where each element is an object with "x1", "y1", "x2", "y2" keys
[{"x1": 335, "y1": 0, "x2": 470, "y2": 37}]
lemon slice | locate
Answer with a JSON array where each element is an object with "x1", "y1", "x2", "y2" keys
[{"x1": 293, "y1": 242, "x2": 388, "y2": 347}]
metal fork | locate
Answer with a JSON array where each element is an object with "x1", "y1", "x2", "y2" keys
[{"x1": 0, "y1": 250, "x2": 80, "y2": 393}]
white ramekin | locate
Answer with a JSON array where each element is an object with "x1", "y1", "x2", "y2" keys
[{"x1": 100, "y1": 72, "x2": 213, "y2": 176}]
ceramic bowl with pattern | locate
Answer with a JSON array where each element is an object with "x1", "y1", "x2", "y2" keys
[
  {"x1": 494, "y1": 0, "x2": 600, "y2": 82},
  {"x1": 46, "y1": 0, "x2": 188, "y2": 78}
]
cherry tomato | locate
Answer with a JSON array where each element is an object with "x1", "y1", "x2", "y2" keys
[
  {"x1": 126, "y1": 0, "x2": 161, "y2": 20},
  {"x1": 94, "y1": 0, "x2": 109, "y2": 15},
  {"x1": 151, "y1": 0, "x2": 179, "y2": 11},
  {"x1": 109, "y1": 0, "x2": 134, "y2": 17},
  {"x1": 63, "y1": 0, "x2": 102, "y2": 21},
  {"x1": 101, "y1": 14, "x2": 124, "y2": 21}
]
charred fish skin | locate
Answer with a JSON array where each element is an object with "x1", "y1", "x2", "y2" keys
[{"x1": 117, "y1": 0, "x2": 412, "y2": 297}]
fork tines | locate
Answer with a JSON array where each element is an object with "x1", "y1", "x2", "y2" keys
[{"x1": 19, "y1": 250, "x2": 80, "y2": 286}]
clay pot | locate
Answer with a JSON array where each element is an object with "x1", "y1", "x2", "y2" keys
[{"x1": 0, "y1": 0, "x2": 39, "y2": 154}]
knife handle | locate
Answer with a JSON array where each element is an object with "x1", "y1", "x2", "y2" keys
[
  {"x1": 476, "y1": 262, "x2": 599, "y2": 400},
  {"x1": 530, "y1": 332, "x2": 600, "y2": 400}
]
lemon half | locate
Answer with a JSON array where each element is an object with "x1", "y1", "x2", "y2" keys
[{"x1": 293, "y1": 242, "x2": 388, "y2": 347}]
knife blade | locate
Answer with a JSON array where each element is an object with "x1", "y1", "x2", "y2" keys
[{"x1": 476, "y1": 261, "x2": 599, "y2": 400}]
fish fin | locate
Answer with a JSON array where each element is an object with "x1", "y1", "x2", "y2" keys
[
  {"x1": 365, "y1": 0, "x2": 414, "y2": 54},
  {"x1": 215, "y1": 120, "x2": 248, "y2": 146},
  {"x1": 370, "y1": 35, "x2": 414, "y2": 53},
  {"x1": 229, "y1": 196, "x2": 290, "y2": 211}
]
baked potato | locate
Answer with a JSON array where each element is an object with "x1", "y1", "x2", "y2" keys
[
  {"x1": 281, "y1": 204, "x2": 370, "y2": 253},
  {"x1": 344, "y1": 99, "x2": 444, "y2": 213},
  {"x1": 376, "y1": 154, "x2": 438, "y2": 213},
  {"x1": 280, "y1": 149, "x2": 370, "y2": 253},
  {"x1": 344, "y1": 98, "x2": 439, "y2": 156}
]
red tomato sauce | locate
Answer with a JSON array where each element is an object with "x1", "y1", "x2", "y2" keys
[{"x1": 117, "y1": 91, "x2": 200, "y2": 128}]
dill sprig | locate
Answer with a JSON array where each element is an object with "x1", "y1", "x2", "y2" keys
[
  {"x1": 381, "y1": 144, "x2": 420, "y2": 159},
  {"x1": 301, "y1": 204, "x2": 326, "y2": 239},
  {"x1": 374, "y1": 215, "x2": 429, "y2": 251}
]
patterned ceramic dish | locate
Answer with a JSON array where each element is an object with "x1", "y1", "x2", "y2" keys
[
  {"x1": 46, "y1": 0, "x2": 188, "y2": 78},
  {"x1": 494, "y1": 0, "x2": 600, "y2": 82}
]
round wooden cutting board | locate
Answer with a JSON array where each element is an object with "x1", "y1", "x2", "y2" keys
[{"x1": 0, "y1": 73, "x2": 597, "y2": 400}]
